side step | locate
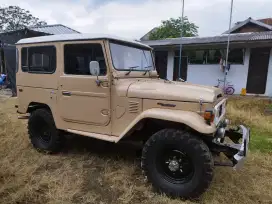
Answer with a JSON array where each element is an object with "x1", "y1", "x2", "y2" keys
[{"x1": 67, "y1": 129, "x2": 118, "y2": 143}]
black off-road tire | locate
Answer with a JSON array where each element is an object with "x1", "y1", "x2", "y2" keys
[
  {"x1": 28, "y1": 109, "x2": 63, "y2": 153},
  {"x1": 141, "y1": 129, "x2": 214, "y2": 199}
]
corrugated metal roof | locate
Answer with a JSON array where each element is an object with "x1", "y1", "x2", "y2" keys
[
  {"x1": 248, "y1": 31, "x2": 272, "y2": 41},
  {"x1": 28, "y1": 24, "x2": 80, "y2": 35},
  {"x1": 142, "y1": 31, "x2": 272, "y2": 47}
]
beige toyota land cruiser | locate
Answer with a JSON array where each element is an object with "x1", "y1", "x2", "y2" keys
[{"x1": 15, "y1": 34, "x2": 250, "y2": 198}]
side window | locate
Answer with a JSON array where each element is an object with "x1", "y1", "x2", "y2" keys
[
  {"x1": 21, "y1": 46, "x2": 56, "y2": 73},
  {"x1": 64, "y1": 43, "x2": 106, "y2": 76}
]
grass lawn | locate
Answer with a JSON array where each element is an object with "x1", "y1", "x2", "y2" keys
[{"x1": 0, "y1": 96, "x2": 271, "y2": 204}]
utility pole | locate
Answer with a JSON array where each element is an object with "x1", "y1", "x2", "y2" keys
[
  {"x1": 224, "y1": 0, "x2": 234, "y2": 89},
  {"x1": 178, "y1": 0, "x2": 185, "y2": 80}
]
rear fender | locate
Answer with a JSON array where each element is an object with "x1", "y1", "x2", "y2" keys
[{"x1": 116, "y1": 108, "x2": 216, "y2": 142}]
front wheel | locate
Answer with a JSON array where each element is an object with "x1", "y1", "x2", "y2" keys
[{"x1": 141, "y1": 129, "x2": 214, "y2": 198}]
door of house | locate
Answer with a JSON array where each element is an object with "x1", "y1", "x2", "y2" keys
[
  {"x1": 154, "y1": 51, "x2": 168, "y2": 79},
  {"x1": 246, "y1": 47, "x2": 271, "y2": 94},
  {"x1": 173, "y1": 55, "x2": 188, "y2": 81}
]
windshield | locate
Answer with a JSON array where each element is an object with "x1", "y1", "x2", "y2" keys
[{"x1": 109, "y1": 42, "x2": 154, "y2": 71}]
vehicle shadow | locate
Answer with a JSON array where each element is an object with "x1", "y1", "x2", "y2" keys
[{"x1": 61, "y1": 134, "x2": 143, "y2": 164}]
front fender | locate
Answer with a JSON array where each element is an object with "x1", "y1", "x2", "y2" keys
[{"x1": 116, "y1": 108, "x2": 216, "y2": 142}]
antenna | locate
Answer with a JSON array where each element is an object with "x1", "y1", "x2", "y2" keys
[
  {"x1": 178, "y1": 0, "x2": 185, "y2": 80},
  {"x1": 224, "y1": 0, "x2": 234, "y2": 89}
]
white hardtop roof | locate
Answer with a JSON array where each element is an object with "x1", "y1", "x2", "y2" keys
[{"x1": 16, "y1": 33, "x2": 151, "y2": 49}]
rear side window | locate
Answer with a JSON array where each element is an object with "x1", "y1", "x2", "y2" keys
[
  {"x1": 21, "y1": 46, "x2": 56, "y2": 73},
  {"x1": 64, "y1": 43, "x2": 106, "y2": 76}
]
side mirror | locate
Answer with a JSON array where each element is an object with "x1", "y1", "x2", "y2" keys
[
  {"x1": 89, "y1": 61, "x2": 100, "y2": 76},
  {"x1": 89, "y1": 61, "x2": 101, "y2": 86}
]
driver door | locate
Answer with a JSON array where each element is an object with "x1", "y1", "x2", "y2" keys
[{"x1": 57, "y1": 41, "x2": 111, "y2": 134}]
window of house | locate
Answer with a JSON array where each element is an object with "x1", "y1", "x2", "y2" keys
[
  {"x1": 206, "y1": 49, "x2": 222, "y2": 64},
  {"x1": 187, "y1": 50, "x2": 206, "y2": 64},
  {"x1": 177, "y1": 48, "x2": 244, "y2": 65},
  {"x1": 21, "y1": 46, "x2": 56, "y2": 73},
  {"x1": 64, "y1": 43, "x2": 106, "y2": 76},
  {"x1": 228, "y1": 48, "x2": 244, "y2": 64}
]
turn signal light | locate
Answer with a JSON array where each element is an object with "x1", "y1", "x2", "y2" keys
[{"x1": 203, "y1": 110, "x2": 215, "y2": 123}]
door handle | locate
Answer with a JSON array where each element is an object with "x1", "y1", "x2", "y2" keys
[
  {"x1": 100, "y1": 80, "x2": 109, "y2": 87},
  {"x1": 62, "y1": 91, "x2": 71, "y2": 96}
]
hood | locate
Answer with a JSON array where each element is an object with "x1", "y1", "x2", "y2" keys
[{"x1": 127, "y1": 79, "x2": 223, "y2": 103}]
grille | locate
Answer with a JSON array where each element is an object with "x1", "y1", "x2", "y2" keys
[
  {"x1": 129, "y1": 101, "x2": 139, "y2": 113},
  {"x1": 214, "y1": 98, "x2": 227, "y2": 125}
]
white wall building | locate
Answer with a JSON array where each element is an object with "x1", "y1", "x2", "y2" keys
[
  {"x1": 141, "y1": 17, "x2": 272, "y2": 96},
  {"x1": 143, "y1": 31, "x2": 272, "y2": 96}
]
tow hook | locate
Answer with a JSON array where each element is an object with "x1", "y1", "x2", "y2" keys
[{"x1": 215, "y1": 119, "x2": 230, "y2": 141}]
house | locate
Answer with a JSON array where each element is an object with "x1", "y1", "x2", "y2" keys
[
  {"x1": 141, "y1": 17, "x2": 272, "y2": 96},
  {"x1": 140, "y1": 27, "x2": 159, "y2": 41},
  {"x1": 0, "y1": 24, "x2": 80, "y2": 45},
  {"x1": 0, "y1": 24, "x2": 80, "y2": 95},
  {"x1": 223, "y1": 17, "x2": 272, "y2": 34}
]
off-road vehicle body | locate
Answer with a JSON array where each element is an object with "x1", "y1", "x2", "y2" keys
[{"x1": 15, "y1": 34, "x2": 250, "y2": 198}]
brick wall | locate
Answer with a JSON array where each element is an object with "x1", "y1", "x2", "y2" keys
[
  {"x1": 232, "y1": 23, "x2": 270, "y2": 33},
  {"x1": 258, "y1": 18, "x2": 272, "y2": 26}
]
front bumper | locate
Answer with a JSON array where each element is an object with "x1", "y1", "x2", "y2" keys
[
  {"x1": 232, "y1": 126, "x2": 250, "y2": 170},
  {"x1": 212, "y1": 124, "x2": 250, "y2": 170}
]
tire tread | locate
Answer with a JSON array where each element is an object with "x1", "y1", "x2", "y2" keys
[
  {"x1": 28, "y1": 108, "x2": 62, "y2": 153},
  {"x1": 141, "y1": 129, "x2": 214, "y2": 198}
]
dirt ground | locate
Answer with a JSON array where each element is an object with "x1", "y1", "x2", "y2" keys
[{"x1": 0, "y1": 96, "x2": 271, "y2": 204}]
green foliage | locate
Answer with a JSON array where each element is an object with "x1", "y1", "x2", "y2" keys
[
  {"x1": 0, "y1": 6, "x2": 47, "y2": 32},
  {"x1": 149, "y1": 17, "x2": 198, "y2": 40},
  {"x1": 249, "y1": 128, "x2": 272, "y2": 153}
]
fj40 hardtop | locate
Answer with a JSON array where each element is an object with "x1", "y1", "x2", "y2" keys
[{"x1": 15, "y1": 34, "x2": 250, "y2": 198}]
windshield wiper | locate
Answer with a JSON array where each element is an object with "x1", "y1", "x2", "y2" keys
[
  {"x1": 125, "y1": 66, "x2": 139, "y2": 75},
  {"x1": 143, "y1": 66, "x2": 153, "y2": 76}
]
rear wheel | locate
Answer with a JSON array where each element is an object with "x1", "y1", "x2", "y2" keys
[
  {"x1": 141, "y1": 129, "x2": 214, "y2": 198},
  {"x1": 225, "y1": 87, "x2": 235, "y2": 95},
  {"x1": 28, "y1": 109, "x2": 63, "y2": 153}
]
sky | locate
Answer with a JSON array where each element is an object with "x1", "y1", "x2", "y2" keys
[{"x1": 1, "y1": 0, "x2": 272, "y2": 39}]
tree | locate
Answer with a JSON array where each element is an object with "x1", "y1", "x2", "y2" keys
[
  {"x1": 149, "y1": 17, "x2": 198, "y2": 40},
  {"x1": 0, "y1": 6, "x2": 47, "y2": 32}
]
